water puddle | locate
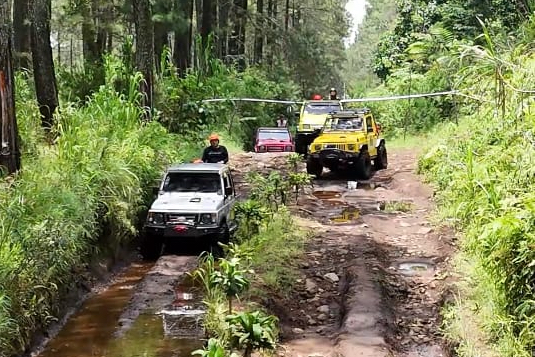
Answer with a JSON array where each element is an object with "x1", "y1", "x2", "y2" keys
[
  {"x1": 106, "y1": 313, "x2": 202, "y2": 357},
  {"x1": 313, "y1": 190, "x2": 343, "y2": 200},
  {"x1": 157, "y1": 277, "x2": 205, "y2": 337},
  {"x1": 37, "y1": 262, "x2": 153, "y2": 357},
  {"x1": 37, "y1": 264, "x2": 204, "y2": 357},
  {"x1": 392, "y1": 260, "x2": 435, "y2": 277},
  {"x1": 329, "y1": 207, "x2": 360, "y2": 223}
]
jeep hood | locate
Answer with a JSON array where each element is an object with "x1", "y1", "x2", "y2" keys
[{"x1": 150, "y1": 192, "x2": 224, "y2": 212}]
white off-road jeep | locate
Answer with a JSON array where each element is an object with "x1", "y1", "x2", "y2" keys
[{"x1": 141, "y1": 163, "x2": 238, "y2": 259}]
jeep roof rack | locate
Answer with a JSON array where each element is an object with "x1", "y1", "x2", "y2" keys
[{"x1": 167, "y1": 163, "x2": 227, "y2": 173}]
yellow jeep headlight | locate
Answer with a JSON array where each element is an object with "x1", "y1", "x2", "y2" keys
[
  {"x1": 347, "y1": 144, "x2": 356, "y2": 151},
  {"x1": 314, "y1": 144, "x2": 322, "y2": 151},
  {"x1": 302, "y1": 124, "x2": 311, "y2": 129}
]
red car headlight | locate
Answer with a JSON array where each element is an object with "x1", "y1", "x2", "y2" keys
[
  {"x1": 285, "y1": 145, "x2": 293, "y2": 151},
  {"x1": 258, "y1": 145, "x2": 266, "y2": 152}
]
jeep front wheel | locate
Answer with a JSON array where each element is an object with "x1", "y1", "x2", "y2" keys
[
  {"x1": 140, "y1": 235, "x2": 163, "y2": 260},
  {"x1": 374, "y1": 143, "x2": 388, "y2": 170},
  {"x1": 354, "y1": 150, "x2": 372, "y2": 180},
  {"x1": 306, "y1": 159, "x2": 323, "y2": 179}
]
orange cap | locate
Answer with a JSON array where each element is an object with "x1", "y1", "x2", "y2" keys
[{"x1": 209, "y1": 133, "x2": 219, "y2": 141}]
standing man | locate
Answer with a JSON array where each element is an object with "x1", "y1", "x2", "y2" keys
[
  {"x1": 276, "y1": 114, "x2": 288, "y2": 127},
  {"x1": 202, "y1": 133, "x2": 229, "y2": 163},
  {"x1": 329, "y1": 88, "x2": 339, "y2": 100}
]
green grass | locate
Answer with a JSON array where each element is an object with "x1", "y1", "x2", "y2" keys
[{"x1": 418, "y1": 51, "x2": 535, "y2": 357}]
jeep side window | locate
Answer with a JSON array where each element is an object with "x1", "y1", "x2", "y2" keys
[
  {"x1": 366, "y1": 117, "x2": 374, "y2": 133},
  {"x1": 223, "y1": 173, "x2": 234, "y2": 196}
]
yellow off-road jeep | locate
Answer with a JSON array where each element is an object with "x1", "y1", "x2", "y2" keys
[
  {"x1": 306, "y1": 109, "x2": 388, "y2": 179},
  {"x1": 294, "y1": 100, "x2": 342, "y2": 156}
]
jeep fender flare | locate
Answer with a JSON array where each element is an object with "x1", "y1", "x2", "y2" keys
[{"x1": 375, "y1": 138, "x2": 385, "y2": 148}]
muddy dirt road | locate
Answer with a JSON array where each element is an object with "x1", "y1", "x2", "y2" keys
[{"x1": 31, "y1": 150, "x2": 454, "y2": 357}]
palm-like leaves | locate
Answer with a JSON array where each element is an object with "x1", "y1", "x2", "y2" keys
[
  {"x1": 212, "y1": 257, "x2": 251, "y2": 314},
  {"x1": 226, "y1": 311, "x2": 278, "y2": 357}
]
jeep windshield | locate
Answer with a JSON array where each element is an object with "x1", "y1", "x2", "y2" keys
[
  {"x1": 162, "y1": 172, "x2": 222, "y2": 193},
  {"x1": 304, "y1": 103, "x2": 340, "y2": 115},
  {"x1": 257, "y1": 130, "x2": 290, "y2": 141},
  {"x1": 323, "y1": 117, "x2": 364, "y2": 132}
]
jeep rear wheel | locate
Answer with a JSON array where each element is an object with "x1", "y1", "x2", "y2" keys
[
  {"x1": 306, "y1": 159, "x2": 323, "y2": 179},
  {"x1": 354, "y1": 150, "x2": 372, "y2": 180},
  {"x1": 374, "y1": 143, "x2": 388, "y2": 170},
  {"x1": 140, "y1": 235, "x2": 163, "y2": 261}
]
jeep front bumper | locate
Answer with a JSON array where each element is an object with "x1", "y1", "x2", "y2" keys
[
  {"x1": 309, "y1": 149, "x2": 361, "y2": 165},
  {"x1": 143, "y1": 223, "x2": 220, "y2": 238}
]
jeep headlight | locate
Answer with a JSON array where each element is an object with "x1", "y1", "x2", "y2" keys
[
  {"x1": 200, "y1": 213, "x2": 217, "y2": 225},
  {"x1": 347, "y1": 144, "x2": 356, "y2": 151},
  {"x1": 302, "y1": 124, "x2": 311, "y2": 129},
  {"x1": 148, "y1": 212, "x2": 165, "y2": 224},
  {"x1": 314, "y1": 144, "x2": 322, "y2": 151}
]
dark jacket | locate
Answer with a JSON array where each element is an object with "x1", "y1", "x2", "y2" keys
[{"x1": 202, "y1": 145, "x2": 229, "y2": 164}]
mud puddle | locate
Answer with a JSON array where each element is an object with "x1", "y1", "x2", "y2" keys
[{"x1": 36, "y1": 263, "x2": 203, "y2": 357}]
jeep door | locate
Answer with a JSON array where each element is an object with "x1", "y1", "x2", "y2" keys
[
  {"x1": 222, "y1": 171, "x2": 237, "y2": 231},
  {"x1": 365, "y1": 115, "x2": 378, "y2": 157}
]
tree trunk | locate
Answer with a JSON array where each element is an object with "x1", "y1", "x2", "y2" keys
[
  {"x1": 266, "y1": 0, "x2": 276, "y2": 67},
  {"x1": 201, "y1": 0, "x2": 213, "y2": 50},
  {"x1": 30, "y1": 0, "x2": 59, "y2": 130},
  {"x1": 154, "y1": 21, "x2": 169, "y2": 73},
  {"x1": 82, "y1": 0, "x2": 108, "y2": 67},
  {"x1": 254, "y1": 0, "x2": 263, "y2": 64},
  {"x1": 284, "y1": 0, "x2": 289, "y2": 31},
  {"x1": 218, "y1": 0, "x2": 229, "y2": 60},
  {"x1": 0, "y1": 0, "x2": 21, "y2": 174},
  {"x1": 13, "y1": 0, "x2": 31, "y2": 70},
  {"x1": 229, "y1": 0, "x2": 247, "y2": 70},
  {"x1": 133, "y1": 0, "x2": 154, "y2": 119},
  {"x1": 174, "y1": 0, "x2": 193, "y2": 76}
]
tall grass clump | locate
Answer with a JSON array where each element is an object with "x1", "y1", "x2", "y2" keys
[
  {"x1": 0, "y1": 59, "x2": 191, "y2": 356},
  {"x1": 418, "y1": 37, "x2": 535, "y2": 356}
]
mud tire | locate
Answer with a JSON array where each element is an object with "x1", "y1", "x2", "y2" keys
[
  {"x1": 354, "y1": 150, "x2": 372, "y2": 180},
  {"x1": 140, "y1": 235, "x2": 163, "y2": 261},
  {"x1": 306, "y1": 159, "x2": 323, "y2": 179},
  {"x1": 374, "y1": 143, "x2": 388, "y2": 170}
]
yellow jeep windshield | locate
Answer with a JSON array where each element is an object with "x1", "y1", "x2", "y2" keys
[
  {"x1": 304, "y1": 103, "x2": 340, "y2": 114},
  {"x1": 323, "y1": 116, "x2": 365, "y2": 132}
]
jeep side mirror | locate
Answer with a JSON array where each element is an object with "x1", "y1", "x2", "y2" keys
[
  {"x1": 225, "y1": 186, "x2": 233, "y2": 196},
  {"x1": 294, "y1": 112, "x2": 300, "y2": 118},
  {"x1": 376, "y1": 123, "x2": 382, "y2": 131}
]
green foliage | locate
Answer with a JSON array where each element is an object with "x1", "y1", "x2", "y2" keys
[
  {"x1": 0, "y1": 60, "x2": 199, "y2": 356},
  {"x1": 212, "y1": 257, "x2": 252, "y2": 314},
  {"x1": 192, "y1": 338, "x2": 236, "y2": 357},
  {"x1": 418, "y1": 33, "x2": 535, "y2": 356},
  {"x1": 226, "y1": 311, "x2": 278, "y2": 357},
  {"x1": 233, "y1": 200, "x2": 270, "y2": 240}
]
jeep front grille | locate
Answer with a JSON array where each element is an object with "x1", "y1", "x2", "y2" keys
[
  {"x1": 322, "y1": 143, "x2": 346, "y2": 150},
  {"x1": 167, "y1": 213, "x2": 198, "y2": 224}
]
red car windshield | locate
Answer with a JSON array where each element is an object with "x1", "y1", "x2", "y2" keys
[{"x1": 257, "y1": 131, "x2": 290, "y2": 141}]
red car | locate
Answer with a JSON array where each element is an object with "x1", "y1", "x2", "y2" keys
[{"x1": 254, "y1": 127, "x2": 294, "y2": 153}]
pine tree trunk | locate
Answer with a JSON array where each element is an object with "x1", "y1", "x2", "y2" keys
[
  {"x1": 134, "y1": 0, "x2": 154, "y2": 119},
  {"x1": 154, "y1": 21, "x2": 169, "y2": 73},
  {"x1": 30, "y1": 0, "x2": 59, "y2": 130},
  {"x1": 201, "y1": 0, "x2": 214, "y2": 50},
  {"x1": 0, "y1": 0, "x2": 21, "y2": 173},
  {"x1": 254, "y1": 0, "x2": 263, "y2": 64},
  {"x1": 13, "y1": 0, "x2": 31, "y2": 69},
  {"x1": 229, "y1": 0, "x2": 247, "y2": 70},
  {"x1": 174, "y1": 0, "x2": 193, "y2": 76},
  {"x1": 218, "y1": 0, "x2": 229, "y2": 60}
]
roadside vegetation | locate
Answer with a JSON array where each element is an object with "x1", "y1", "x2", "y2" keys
[
  {"x1": 346, "y1": 0, "x2": 535, "y2": 355},
  {"x1": 191, "y1": 155, "x2": 312, "y2": 356}
]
